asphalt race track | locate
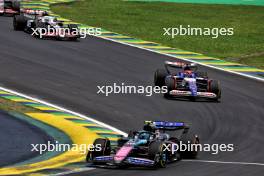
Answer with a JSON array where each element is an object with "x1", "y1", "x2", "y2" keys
[
  {"x1": 0, "y1": 111, "x2": 51, "y2": 167},
  {"x1": 0, "y1": 16, "x2": 264, "y2": 176}
]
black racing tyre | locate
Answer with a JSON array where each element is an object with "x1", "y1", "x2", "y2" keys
[
  {"x1": 196, "y1": 71, "x2": 208, "y2": 78},
  {"x1": 208, "y1": 80, "x2": 221, "y2": 101},
  {"x1": 86, "y1": 138, "x2": 111, "y2": 164},
  {"x1": 163, "y1": 77, "x2": 175, "y2": 98},
  {"x1": 154, "y1": 69, "x2": 168, "y2": 87},
  {"x1": 167, "y1": 138, "x2": 182, "y2": 162},
  {"x1": 180, "y1": 132, "x2": 200, "y2": 159},
  {"x1": 13, "y1": 15, "x2": 26, "y2": 31},
  {"x1": 165, "y1": 77, "x2": 175, "y2": 92},
  {"x1": 149, "y1": 141, "x2": 167, "y2": 168},
  {"x1": 12, "y1": 0, "x2": 21, "y2": 11}
]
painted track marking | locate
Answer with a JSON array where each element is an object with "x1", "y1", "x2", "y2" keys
[
  {"x1": 0, "y1": 86, "x2": 127, "y2": 136},
  {"x1": 51, "y1": 167, "x2": 95, "y2": 176},
  {"x1": 183, "y1": 159, "x2": 264, "y2": 166}
]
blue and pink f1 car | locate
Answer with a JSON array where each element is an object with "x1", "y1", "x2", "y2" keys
[{"x1": 86, "y1": 121, "x2": 200, "y2": 168}]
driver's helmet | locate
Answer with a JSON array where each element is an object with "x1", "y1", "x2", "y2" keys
[
  {"x1": 138, "y1": 132, "x2": 151, "y2": 140},
  {"x1": 183, "y1": 65, "x2": 193, "y2": 76}
]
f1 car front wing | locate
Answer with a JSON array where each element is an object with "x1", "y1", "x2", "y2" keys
[
  {"x1": 168, "y1": 90, "x2": 217, "y2": 98},
  {"x1": 92, "y1": 156, "x2": 155, "y2": 166}
]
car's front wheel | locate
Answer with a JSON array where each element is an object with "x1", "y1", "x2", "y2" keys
[
  {"x1": 180, "y1": 132, "x2": 200, "y2": 159},
  {"x1": 86, "y1": 138, "x2": 111, "y2": 164},
  {"x1": 154, "y1": 69, "x2": 168, "y2": 87},
  {"x1": 13, "y1": 15, "x2": 26, "y2": 31}
]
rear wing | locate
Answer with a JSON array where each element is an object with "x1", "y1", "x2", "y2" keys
[
  {"x1": 20, "y1": 9, "x2": 48, "y2": 16},
  {"x1": 144, "y1": 120, "x2": 189, "y2": 131},
  {"x1": 164, "y1": 61, "x2": 197, "y2": 73}
]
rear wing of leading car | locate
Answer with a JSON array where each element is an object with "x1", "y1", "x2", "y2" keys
[
  {"x1": 164, "y1": 61, "x2": 197, "y2": 73},
  {"x1": 20, "y1": 9, "x2": 48, "y2": 16},
  {"x1": 144, "y1": 120, "x2": 189, "y2": 131}
]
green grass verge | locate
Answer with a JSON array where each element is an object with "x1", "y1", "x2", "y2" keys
[{"x1": 51, "y1": 0, "x2": 264, "y2": 68}]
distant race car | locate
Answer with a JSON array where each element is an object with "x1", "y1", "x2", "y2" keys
[
  {"x1": 154, "y1": 61, "x2": 221, "y2": 101},
  {"x1": 13, "y1": 10, "x2": 81, "y2": 41},
  {"x1": 86, "y1": 121, "x2": 200, "y2": 168},
  {"x1": 0, "y1": 0, "x2": 20, "y2": 16}
]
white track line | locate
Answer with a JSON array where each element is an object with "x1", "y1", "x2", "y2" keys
[
  {"x1": 51, "y1": 160, "x2": 264, "y2": 176},
  {"x1": 0, "y1": 86, "x2": 127, "y2": 136},
  {"x1": 183, "y1": 159, "x2": 264, "y2": 166},
  {"x1": 51, "y1": 167, "x2": 95, "y2": 176},
  {"x1": 96, "y1": 36, "x2": 264, "y2": 82}
]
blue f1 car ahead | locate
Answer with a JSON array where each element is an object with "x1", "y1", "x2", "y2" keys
[
  {"x1": 86, "y1": 121, "x2": 200, "y2": 169},
  {"x1": 154, "y1": 61, "x2": 221, "y2": 101}
]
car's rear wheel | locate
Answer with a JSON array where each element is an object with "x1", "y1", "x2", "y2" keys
[
  {"x1": 208, "y1": 80, "x2": 221, "y2": 101},
  {"x1": 86, "y1": 138, "x2": 111, "y2": 164},
  {"x1": 167, "y1": 138, "x2": 181, "y2": 162},
  {"x1": 149, "y1": 141, "x2": 167, "y2": 168},
  {"x1": 180, "y1": 132, "x2": 200, "y2": 159},
  {"x1": 154, "y1": 69, "x2": 168, "y2": 87}
]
